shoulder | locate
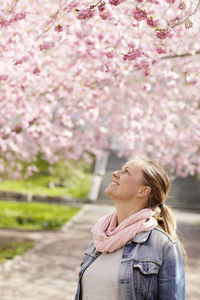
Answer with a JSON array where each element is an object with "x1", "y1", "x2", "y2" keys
[
  {"x1": 150, "y1": 227, "x2": 177, "y2": 244},
  {"x1": 148, "y1": 227, "x2": 178, "y2": 253},
  {"x1": 149, "y1": 227, "x2": 184, "y2": 260},
  {"x1": 133, "y1": 227, "x2": 177, "y2": 248}
]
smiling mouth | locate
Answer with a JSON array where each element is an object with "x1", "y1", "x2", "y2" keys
[{"x1": 111, "y1": 181, "x2": 119, "y2": 185}]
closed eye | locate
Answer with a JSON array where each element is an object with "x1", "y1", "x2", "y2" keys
[{"x1": 121, "y1": 165, "x2": 130, "y2": 174}]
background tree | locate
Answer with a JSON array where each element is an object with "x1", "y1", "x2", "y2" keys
[{"x1": 0, "y1": 0, "x2": 199, "y2": 178}]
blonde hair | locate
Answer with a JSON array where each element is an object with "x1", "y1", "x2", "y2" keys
[{"x1": 129, "y1": 155, "x2": 187, "y2": 262}]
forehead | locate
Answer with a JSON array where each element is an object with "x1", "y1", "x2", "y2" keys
[{"x1": 123, "y1": 160, "x2": 143, "y2": 173}]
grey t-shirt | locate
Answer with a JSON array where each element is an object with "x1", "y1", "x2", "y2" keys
[{"x1": 81, "y1": 247, "x2": 123, "y2": 300}]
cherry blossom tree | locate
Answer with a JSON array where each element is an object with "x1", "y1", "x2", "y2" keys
[{"x1": 0, "y1": 0, "x2": 200, "y2": 179}]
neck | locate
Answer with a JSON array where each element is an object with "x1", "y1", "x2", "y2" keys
[{"x1": 114, "y1": 199, "x2": 146, "y2": 225}]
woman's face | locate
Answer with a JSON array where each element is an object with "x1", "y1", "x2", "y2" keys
[{"x1": 105, "y1": 160, "x2": 145, "y2": 202}]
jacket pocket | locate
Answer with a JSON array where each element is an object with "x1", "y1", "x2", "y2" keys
[{"x1": 132, "y1": 261, "x2": 160, "y2": 299}]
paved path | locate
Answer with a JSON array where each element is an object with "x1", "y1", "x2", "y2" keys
[{"x1": 0, "y1": 204, "x2": 199, "y2": 300}]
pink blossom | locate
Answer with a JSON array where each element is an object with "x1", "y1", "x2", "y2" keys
[
  {"x1": 165, "y1": 0, "x2": 176, "y2": 3},
  {"x1": 156, "y1": 28, "x2": 175, "y2": 39},
  {"x1": 142, "y1": 83, "x2": 152, "y2": 91},
  {"x1": 14, "y1": 56, "x2": 29, "y2": 65},
  {"x1": 168, "y1": 16, "x2": 181, "y2": 27},
  {"x1": 63, "y1": 0, "x2": 79, "y2": 12},
  {"x1": 0, "y1": 127, "x2": 11, "y2": 136},
  {"x1": 55, "y1": 25, "x2": 63, "y2": 32},
  {"x1": 85, "y1": 38, "x2": 94, "y2": 46},
  {"x1": 100, "y1": 63, "x2": 112, "y2": 72},
  {"x1": 146, "y1": 16, "x2": 159, "y2": 27},
  {"x1": 134, "y1": 59, "x2": 151, "y2": 76},
  {"x1": 178, "y1": 2, "x2": 186, "y2": 10},
  {"x1": 109, "y1": 0, "x2": 123, "y2": 6},
  {"x1": 0, "y1": 75, "x2": 8, "y2": 81},
  {"x1": 140, "y1": 59, "x2": 150, "y2": 69},
  {"x1": 185, "y1": 19, "x2": 192, "y2": 29},
  {"x1": 99, "y1": 11, "x2": 112, "y2": 20},
  {"x1": 40, "y1": 41, "x2": 54, "y2": 50},
  {"x1": 85, "y1": 107, "x2": 99, "y2": 123},
  {"x1": 98, "y1": 2, "x2": 106, "y2": 12},
  {"x1": 123, "y1": 48, "x2": 144, "y2": 61},
  {"x1": 106, "y1": 51, "x2": 116, "y2": 58},
  {"x1": 98, "y1": 33, "x2": 104, "y2": 41},
  {"x1": 147, "y1": 0, "x2": 160, "y2": 3},
  {"x1": 0, "y1": 19, "x2": 10, "y2": 27},
  {"x1": 77, "y1": 8, "x2": 95, "y2": 20},
  {"x1": 33, "y1": 67, "x2": 40, "y2": 75},
  {"x1": 156, "y1": 46, "x2": 167, "y2": 54},
  {"x1": 127, "y1": 41, "x2": 135, "y2": 48},
  {"x1": 7, "y1": 37, "x2": 14, "y2": 44},
  {"x1": 15, "y1": 13, "x2": 26, "y2": 21},
  {"x1": 0, "y1": 13, "x2": 26, "y2": 28},
  {"x1": 187, "y1": 79, "x2": 198, "y2": 85},
  {"x1": 133, "y1": 7, "x2": 147, "y2": 21},
  {"x1": 0, "y1": 0, "x2": 199, "y2": 179},
  {"x1": 186, "y1": 75, "x2": 198, "y2": 85}
]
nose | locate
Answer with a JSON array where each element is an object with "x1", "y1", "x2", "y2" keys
[{"x1": 112, "y1": 170, "x2": 120, "y2": 178}]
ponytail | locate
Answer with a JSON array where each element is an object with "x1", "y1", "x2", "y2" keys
[
  {"x1": 155, "y1": 203, "x2": 187, "y2": 263},
  {"x1": 155, "y1": 204, "x2": 177, "y2": 239}
]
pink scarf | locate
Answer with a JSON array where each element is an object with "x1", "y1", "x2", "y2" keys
[{"x1": 91, "y1": 208, "x2": 157, "y2": 253}]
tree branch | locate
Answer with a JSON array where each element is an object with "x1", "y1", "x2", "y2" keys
[
  {"x1": 90, "y1": 0, "x2": 104, "y2": 9},
  {"x1": 161, "y1": 50, "x2": 200, "y2": 60},
  {"x1": 172, "y1": 0, "x2": 200, "y2": 28}
]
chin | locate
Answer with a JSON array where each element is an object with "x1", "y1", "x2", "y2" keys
[
  {"x1": 105, "y1": 184, "x2": 112, "y2": 196},
  {"x1": 105, "y1": 189, "x2": 118, "y2": 204},
  {"x1": 105, "y1": 186, "x2": 110, "y2": 195},
  {"x1": 105, "y1": 184, "x2": 116, "y2": 198}
]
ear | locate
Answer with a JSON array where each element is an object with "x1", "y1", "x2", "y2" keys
[{"x1": 136, "y1": 186, "x2": 151, "y2": 198}]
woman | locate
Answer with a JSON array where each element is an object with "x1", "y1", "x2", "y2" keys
[{"x1": 74, "y1": 155, "x2": 186, "y2": 300}]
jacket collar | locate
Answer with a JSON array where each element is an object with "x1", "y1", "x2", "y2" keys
[{"x1": 131, "y1": 231, "x2": 152, "y2": 244}]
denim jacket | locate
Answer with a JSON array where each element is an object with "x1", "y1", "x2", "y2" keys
[{"x1": 74, "y1": 227, "x2": 185, "y2": 300}]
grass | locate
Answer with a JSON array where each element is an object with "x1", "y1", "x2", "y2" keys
[
  {"x1": 0, "y1": 158, "x2": 87, "y2": 263},
  {"x1": 0, "y1": 201, "x2": 81, "y2": 230},
  {"x1": 0, "y1": 237, "x2": 35, "y2": 264},
  {"x1": 0, "y1": 158, "x2": 93, "y2": 199},
  {"x1": 0, "y1": 173, "x2": 92, "y2": 198}
]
